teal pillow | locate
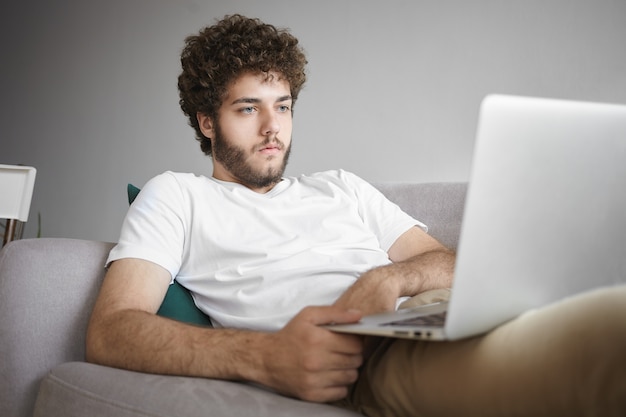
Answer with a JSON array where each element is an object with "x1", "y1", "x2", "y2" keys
[
  {"x1": 127, "y1": 183, "x2": 141, "y2": 205},
  {"x1": 127, "y1": 183, "x2": 212, "y2": 327},
  {"x1": 156, "y1": 281, "x2": 212, "y2": 326}
]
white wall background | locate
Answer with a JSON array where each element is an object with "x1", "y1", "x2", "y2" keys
[{"x1": 2, "y1": 0, "x2": 625, "y2": 242}]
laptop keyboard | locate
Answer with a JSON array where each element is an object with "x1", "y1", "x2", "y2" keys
[{"x1": 381, "y1": 311, "x2": 447, "y2": 327}]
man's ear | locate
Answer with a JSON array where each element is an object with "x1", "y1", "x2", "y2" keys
[{"x1": 197, "y1": 112, "x2": 214, "y2": 138}]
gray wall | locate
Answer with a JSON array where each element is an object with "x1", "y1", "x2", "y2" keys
[{"x1": 2, "y1": 0, "x2": 626, "y2": 242}]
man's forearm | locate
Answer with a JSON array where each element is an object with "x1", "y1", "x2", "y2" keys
[
  {"x1": 334, "y1": 248, "x2": 455, "y2": 316},
  {"x1": 86, "y1": 305, "x2": 364, "y2": 402},
  {"x1": 385, "y1": 247, "x2": 455, "y2": 296},
  {"x1": 86, "y1": 309, "x2": 267, "y2": 382}
]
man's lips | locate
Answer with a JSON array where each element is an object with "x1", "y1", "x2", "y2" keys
[
  {"x1": 258, "y1": 143, "x2": 283, "y2": 155},
  {"x1": 259, "y1": 148, "x2": 280, "y2": 156}
]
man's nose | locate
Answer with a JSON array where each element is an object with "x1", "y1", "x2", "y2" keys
[{"x1": 260, "y1": 110, "x2": 280, "y2": 137}]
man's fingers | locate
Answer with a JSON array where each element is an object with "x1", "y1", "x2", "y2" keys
[
  {"x1": 296, "y1": 369, "x2": 359, "y2": 403},
  {"x1": 271, "y1": 305, "x2": 365, "y2": 403},
  {"x1": 290, "y1": 306, "x2": 364, "y2": 356},
  {"x1": 305, "y1": 347, "x2": 362, "y2": 372},
  {"x1": 300, "y1": 305, "x2": 363, "y2": 326},
  {"x1": 299, "y1": 384, "x2": 350, "y2": 403}
]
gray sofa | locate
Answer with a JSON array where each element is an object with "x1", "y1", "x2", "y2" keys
[{"x1": 0, "y1": 182, "x2": 467, "y2": 417}]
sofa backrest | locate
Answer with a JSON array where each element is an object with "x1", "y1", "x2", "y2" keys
[
  {"x1": 373, "y1": 182, "x2": 467, "y2": 251},
  {"x1": 0, "y1": 182, "x2": 467, "y2": 417}
]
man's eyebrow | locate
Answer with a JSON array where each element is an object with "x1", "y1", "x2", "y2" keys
[
  {"x1": 277, "y1": 95, "x2": 293, "y2": 103},
  {"x1": 231, "y1": 97, "x2": 260, "y2": 105},
  {"x1": 230, "y1": 95, "x2": 292, "y2": 105}
]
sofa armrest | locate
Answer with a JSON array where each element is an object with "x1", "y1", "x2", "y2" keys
[{"x1": 0, "y1": 238, "x2": 114, "y2": 417}]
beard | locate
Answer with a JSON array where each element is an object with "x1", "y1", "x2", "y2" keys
[{"x1": 211, "y1": 123, "x2": 291, "y2": 190}]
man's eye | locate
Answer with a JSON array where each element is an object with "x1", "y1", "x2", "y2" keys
[
  {"x1": 278, "y1": 105, "x2": 291, "y2": 113},
  {"x1": 240, "y1": 107, "x2": 255, "y2": 114}
]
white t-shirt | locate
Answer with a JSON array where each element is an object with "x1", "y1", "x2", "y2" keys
[{"x1": 107, "y1": 169, "x2": 425, "y2": 331}]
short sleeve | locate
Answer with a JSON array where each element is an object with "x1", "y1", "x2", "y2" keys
[
  {"x1": 340, "y1": 171, "x2": 427, "y2": 252},
  {"x1": 106, "y1": 172, "x2": 187, "y2": 281}
]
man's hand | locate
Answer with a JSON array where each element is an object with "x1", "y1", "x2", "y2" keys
[
  {"x1": 333, "y1": 270, "x2": 401, "y2": 316},
  {"x1": 255, "y1": 306, "x2": 364, "y2": 402}
]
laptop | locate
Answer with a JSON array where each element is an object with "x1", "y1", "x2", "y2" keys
[{"x1": 326, "y1": 94, "x2": 626, "y2": 341}]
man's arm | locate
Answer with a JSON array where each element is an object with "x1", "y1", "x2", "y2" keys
[
  {"x1": 333, "y1": 226, "x2": 455, "y2": 316},
  {"x1": 86, "y1": 258, "x2": 364, "y2": 402}
]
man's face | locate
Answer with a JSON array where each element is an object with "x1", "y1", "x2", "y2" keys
[{"x1": 199, "y1": 72, "x2": 293, "y2": 193}]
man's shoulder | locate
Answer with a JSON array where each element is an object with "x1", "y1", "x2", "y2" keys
[
  {"x1": 288, "y1": 170, "x2": 377, "y2": 200},
  {"x1": 158, "y1": 170, "x2": 211, "y2": 183},
  {"x1": 133, "y1": 172, "x2": 218, "y2": 207},
  {"x1": 298, "y1": 169, "x2": 364, "y2": 184},
  {"x1": 145, "y1": 171, "x2": 213, "y2": 191}
]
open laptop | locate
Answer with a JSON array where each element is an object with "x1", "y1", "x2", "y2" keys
[{"x1": 326, "y1": 94, "x2": 626, "y2": 341}]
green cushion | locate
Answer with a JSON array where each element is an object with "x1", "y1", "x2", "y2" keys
[
  {"x1": 126, "y1": 184, "x2": 212, "y2": 327},
  {"x1": 127, "y1": 183, "x2": 141, "y2": 204},
  {"x1": 156, "y1": 281, "x2": 212, "y2": 326}
]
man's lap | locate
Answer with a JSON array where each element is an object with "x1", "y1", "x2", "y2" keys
[{"x1": 336, "y1": 284, "x2": 626, "y2": 417}]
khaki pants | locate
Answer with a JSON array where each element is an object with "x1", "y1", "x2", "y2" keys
[{"x1": 335, "y1": 285, "x2": 626, "y2": 417}]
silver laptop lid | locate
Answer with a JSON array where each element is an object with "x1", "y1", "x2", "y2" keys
[{"x1": 446, "y1": 95, "x2": 626, "y2": 340}]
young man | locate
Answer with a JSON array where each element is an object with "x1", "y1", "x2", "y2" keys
[
  {"x1": 87, "y1": 12, "x2": 453, "y2": 403},
  {"x1": 87, "y1": 15, "x2": 626, "y2": 417}
]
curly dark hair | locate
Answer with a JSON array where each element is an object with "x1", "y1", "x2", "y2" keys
[{"x1": 177, "y1": 14, "x2": 308, "y2": 156}]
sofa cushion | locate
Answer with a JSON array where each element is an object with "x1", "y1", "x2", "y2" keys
[{"x1": 33, "y1": 362, "x2": 363, "y2": 417}]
